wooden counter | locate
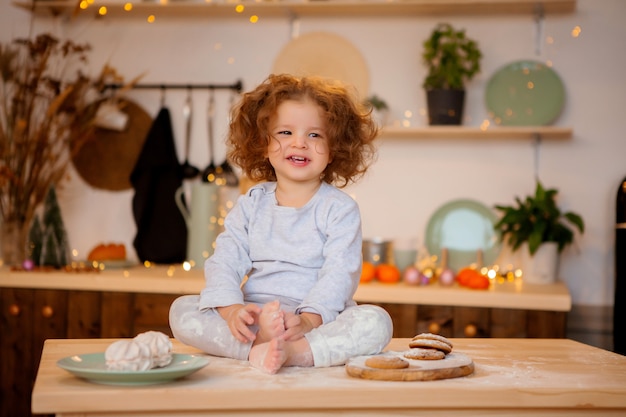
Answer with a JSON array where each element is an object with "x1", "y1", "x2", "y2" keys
[
  {"x1": 32, "y1": 338, "x2": 626, "y2": 416},
  {"x1": 0, "y1": 265, "x2": 571, "y2": 311}
]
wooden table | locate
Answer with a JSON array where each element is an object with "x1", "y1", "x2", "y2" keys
[{"x1": 32, "y1": 338, "x2": 626, "y2": 416}]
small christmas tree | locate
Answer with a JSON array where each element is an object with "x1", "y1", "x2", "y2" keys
[
  {"x1": 28, "y1": 216, "x2": 43, "y2": 263},
  {"x1": 29, "y1": 186, "x2": 70, "y2": 268}
]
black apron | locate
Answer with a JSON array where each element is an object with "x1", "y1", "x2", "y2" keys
[{"x1": 130, "y1": 107, "x2": 187, "y2": 264}]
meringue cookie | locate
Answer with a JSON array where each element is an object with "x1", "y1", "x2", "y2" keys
[
  {"x1": 105, "y1": 340, "x2": 153, "y2": 371},
  {"x1": 133, "y1": 331, "x2": 173, "y2": 368}
]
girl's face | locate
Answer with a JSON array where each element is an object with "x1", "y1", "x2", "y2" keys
[{"x1": 267, "y1": 99, "x2": 331, "y2": 185}]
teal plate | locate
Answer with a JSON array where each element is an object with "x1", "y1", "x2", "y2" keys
[
  {"x1": 57, "y1": 353, "x2": 210, "y2": 385},
  {"x1": 425, "y1": 199, "x2": 501, "y2": 272},
  {"x1": 485, "y1": 60, "x2": 565, "y2": 126}
]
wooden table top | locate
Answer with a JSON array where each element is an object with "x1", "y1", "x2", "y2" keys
[{"x1": 32, "y1": 338, "x2": 626, "y2": 416}]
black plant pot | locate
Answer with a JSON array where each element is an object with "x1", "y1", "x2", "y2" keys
[{"x1": 426, "y1": 89, "x2": 465, "y2": 125}]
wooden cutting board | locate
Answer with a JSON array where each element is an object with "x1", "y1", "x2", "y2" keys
[{"x1": 345, "y1": 351, "x2": 474, "y2": 381}]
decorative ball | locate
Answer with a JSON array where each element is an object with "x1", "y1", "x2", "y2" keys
[
  {"x1": 403, "y1": 266, "x2": 421, "y2": 285},
  {"x1": 419, "y1": 267, "x2": 435, "y2": 285},
  {"x1": 439, "y1": 269, "x2": 456, "y2": 286},
  {"x1": 22, "y1": 259, "x2": 34, "y2": 271}
]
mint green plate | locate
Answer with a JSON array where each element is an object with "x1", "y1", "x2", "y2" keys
[
  {"x1": 485, "y1": 60, "x2": 565, "y2": 126},
  {"x1": 57, "y1": 353, "x2": 210, "y2": 385},
  {"x1": 425, "y1": 199, "x2": 501, "y2": 272}
]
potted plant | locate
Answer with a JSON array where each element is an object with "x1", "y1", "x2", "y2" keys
[
  {"x1": 493, "y1": 181, "x2": 585, "y2": 284},
  {"x1": 364, "y1": 94, "x2": 389, "y2": 127},
  {"x1": 422, "y1": 23, "x2": 482, "y2": 125}
]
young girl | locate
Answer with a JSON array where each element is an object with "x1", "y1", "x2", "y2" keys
[{"x1": 169, "y1": 74, "x2": 392, "y2": 374}]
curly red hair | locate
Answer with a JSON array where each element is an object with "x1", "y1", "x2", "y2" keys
[{"x1": 227, "y1": 74, "x2": 378, "y2": 188}]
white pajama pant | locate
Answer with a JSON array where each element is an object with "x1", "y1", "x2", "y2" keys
[{"x1": 169, "y1": 295, "x2": 393, "y2": 367}]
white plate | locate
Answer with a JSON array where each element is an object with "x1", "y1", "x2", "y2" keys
[
  {"x1": 57, "y1": 353, "x2": 210, "y2": 385},
  {"x1": 425, "y1": 199, "x2": 501, "y2": 272}
]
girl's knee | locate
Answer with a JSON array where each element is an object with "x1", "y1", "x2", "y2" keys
[
  {"x1": 339, "y1": 304, "x2": 393, "y2": 345},
  {"x1": 169, "y1": 295, "x2": 200, "y2": 336},
  {"x1": 359, "y1": 304, "x2": 393, "y2": 334}
]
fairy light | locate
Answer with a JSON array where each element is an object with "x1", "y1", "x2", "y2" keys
[
  {"x1": 571, "y1": 25, "x2": 582, "y2": 38},
  {"x1": 124, "y1": 3, "x2": 132, "y2": 11},
  {"x1": 147, "y1": 14, "x2": 156, "y2": 23},
  {"x1": 79, "y1": 1, "x2": 88, "y2": 9},
  {"x1": 98, "y1": 6, "x2": 107, "y2": 15},
  {"x1": 250, "y1": 15, "x2": 259, "y2": 23},
  {"x1": 235, "y1": 4, "x2": 244, "y2": 13}
]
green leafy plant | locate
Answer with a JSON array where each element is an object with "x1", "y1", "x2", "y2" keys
[
  {"x1": 364, "y1": 94, "x2": 388, "y2": 111},
  {"x1": 422, "y1": 23, "x2": 482, "y2": 90},
  {"x1": 494, "y1": 181, "x2": 585, "y2": 255}
]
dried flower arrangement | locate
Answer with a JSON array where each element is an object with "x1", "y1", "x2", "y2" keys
[{"x1": 0, "y1": 33, "x2": 127, "y2": 266}]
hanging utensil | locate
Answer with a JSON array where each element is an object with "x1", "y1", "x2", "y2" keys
[
  {"x1": 181, "y1": 88, "x2": 200, "y2": 179},
  {"x1": 201, "y1": 89, "x2": 221, "y2": 183},
  {"x1": 219, "y1": 89, "x2": 240, "y2": 187}
]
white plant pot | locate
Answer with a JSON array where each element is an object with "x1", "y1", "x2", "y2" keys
[{"x1": 520, "y1": 242, "x2": 559, "y2": 284}]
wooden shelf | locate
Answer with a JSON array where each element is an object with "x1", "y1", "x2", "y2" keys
[
  {"x1": 14, "y1": 0, "x2": 577, "y2": 19},
  {"x1": 378, "y1": 126, "x2": 573, "y2": 140}
]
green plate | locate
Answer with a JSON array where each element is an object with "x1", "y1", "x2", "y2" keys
[
  {"x1": 485, "y1": 60, "x2": 565, "y2": 126},
  {"x1": 425, "y1": 199, "x2": 501, "y2": 272},
  {"x1": 57, "y1": 353, "x2": 210, "y2": 385}
]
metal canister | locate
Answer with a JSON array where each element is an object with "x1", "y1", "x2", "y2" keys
[{"x1": 362, "y1": 238, "x2": 393, "y2": 265}]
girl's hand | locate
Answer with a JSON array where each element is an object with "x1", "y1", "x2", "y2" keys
[
  {"x1": 282, "y1": 312, "x2": 322, "y2": 341},
  {"x1": 218, "y1": 304, "x2": 262, "y2": 343}
]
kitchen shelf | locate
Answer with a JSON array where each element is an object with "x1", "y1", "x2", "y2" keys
[
  {"x1": 379, "y1": 125, "x2": 573, "y2": 140},
  {"x1": 14, "y1": 0, "x2": 577, "y2": 19}
]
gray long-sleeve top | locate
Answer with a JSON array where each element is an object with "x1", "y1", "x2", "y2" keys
[{"x1": 199, "y1": 182, "x2": 362, "y2": 323}]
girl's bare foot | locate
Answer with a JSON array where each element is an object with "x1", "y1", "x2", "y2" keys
[
  {"x1": 248, "y1": 337, "x2": 315, "y2": 374},
  {"x1": 255, "y1": 301, "x2": 285, "y2": 344},
  {"x1": 249, "y1": 339, "x2": 287, "y2": 374}
]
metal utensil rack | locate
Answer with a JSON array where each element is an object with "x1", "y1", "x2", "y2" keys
[{"x1": 103, "y1": 79, "x2": 243, "y2": 93}]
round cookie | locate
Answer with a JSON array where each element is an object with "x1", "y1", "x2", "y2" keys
[
  {"x1": 408, "y1": 338, "x2": 452, "y2": 354},
  {"x1": 411, "y1": 333, "x2": 453, "y2": 349},
  {"x1": 365, "y1": 355, "x2": 410, "y2": 369},
  {"x1": 403, "y1": 347, "x2": 445, "y2": 361}
]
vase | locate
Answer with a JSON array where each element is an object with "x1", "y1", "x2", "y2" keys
[
  {"x1": 520, "y1": 242, "x2": 559, "y2": 284},
  {"x1": 0, "y1": 217, "x2": 32, "y2": 267}
]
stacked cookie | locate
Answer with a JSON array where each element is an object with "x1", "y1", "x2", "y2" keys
[
  {"x1": 403, "y1": 333, "x2": 453, "y2": 361},
  {"x1": 363, "y1": 333, "x2": 453, "y2": 370}
]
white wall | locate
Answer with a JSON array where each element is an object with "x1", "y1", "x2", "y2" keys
[{"x1": 2, "y1": 0, "x2": 624, "y2": 306}]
